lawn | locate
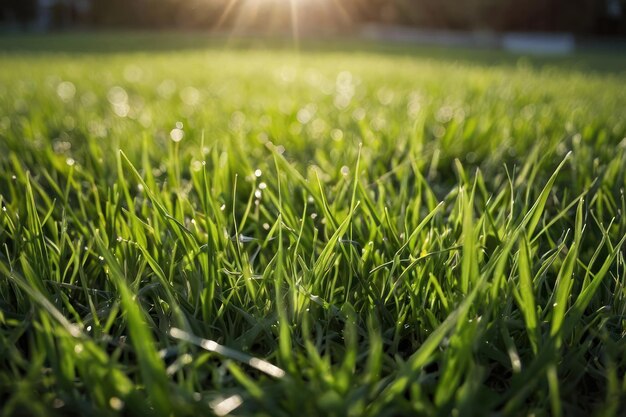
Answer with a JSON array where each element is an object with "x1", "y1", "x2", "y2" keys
[{"x1": 0, "y1": 33, "x2": 625, "y2": 417}]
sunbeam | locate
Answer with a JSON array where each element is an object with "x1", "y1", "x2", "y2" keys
[
  {"x1": 288, "y1": 0, "x2": 300, "y2": 49},
  {"x1": 214, "y1": 0, "x2": 243, "y2": 31}
]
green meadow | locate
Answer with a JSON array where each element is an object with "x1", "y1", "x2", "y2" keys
[{"x1": 1, "y1": 33, "x2": 625, "y2": 416}]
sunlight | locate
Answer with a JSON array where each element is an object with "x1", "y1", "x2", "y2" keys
[
  {"x1": 251, "y1": 0, "x2": 308, "y2": 3},
  {"x1": 213, "y1": 0, "x2": 310, "y2": 48},
  {"x1": 288, "y1": 0, "x2": 300, "y2": 48},
  {"x1": 212, "y1": 0, "x2": 350, "y2": 46},
  {"x1": 214, "y1": 0, "x2": 242, "y2": 30}
]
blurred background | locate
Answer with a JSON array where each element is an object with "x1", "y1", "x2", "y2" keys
[{"x1": 0, "y1": 0, "x2": 624, "y2": 38}]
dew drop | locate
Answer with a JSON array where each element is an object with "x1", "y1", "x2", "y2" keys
[
  {"x1": 109, "y1": 397, "x2": 124, "y2": 411},
  {"x1": 57, "y1": 81, "x2": 76, "y2": 102},
  {"x1": 170, "y1": 128, "x2": 184, "y2": 143}
]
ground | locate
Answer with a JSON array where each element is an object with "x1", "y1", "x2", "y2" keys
[{"x1": 0, "y1": 33, "x2": 625, "y2": 417}]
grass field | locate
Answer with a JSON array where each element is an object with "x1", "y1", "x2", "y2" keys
[{"x1": 1, "y1": 33, "x2": 625, "y2": 416}]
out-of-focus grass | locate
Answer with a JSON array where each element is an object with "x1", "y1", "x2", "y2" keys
[
  {"x1": 2, "y1": 32, "x2": 626, "y2": 72},
  {"x1": 0, "y1": 34, "x2": 625, "y2": 416}
]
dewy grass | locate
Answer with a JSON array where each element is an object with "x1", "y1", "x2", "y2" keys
[{"x1": 1, "y1": 33, "x2": 626, "y2": 416}]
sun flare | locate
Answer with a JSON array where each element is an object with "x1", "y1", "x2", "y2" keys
[{"x1": 213, "y1": 0, "x2": 333, "y2": 47}]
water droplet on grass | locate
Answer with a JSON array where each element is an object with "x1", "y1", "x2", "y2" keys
[
  {"x1": 180, "y1": 86, "x2": 200, "y2": 106},
  {"x1": 352, "y1": 108, "x2": 366, "y2": 121},
  {"x1": 57, "y1": 81, "x2": 76, "y2": 102},
  {"x1": 170, "y1": 128, "x2": 184, "y2": 142},
  {"x1": 157, "y1": 79, "x2": 176, "y2": 98},
  {"x1": 331, "y1": 129, "x2": 344, "y2": 141},
  {"x1": 107, "y1": 86, "x2": 128, "y2": 105},
  {"x1": 109, "y1": 397, "x2": 124, "y2": 411},
  {"x1": 191, "y1": 160, "x2": 203, "y2": 171},
  {"x1": 297, "y1": 108, "x2": 313, "y2": 124}
]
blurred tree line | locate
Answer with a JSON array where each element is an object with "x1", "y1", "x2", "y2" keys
[
  {"x1": 361, "y1": 0, "x2": 625, "y2": 34},
  {"x1": 0, "y1": 0, "x2": 624, "y2": 35},
  {"x1": 89, "y1": 0, "x2": 227, "y2": 28}
]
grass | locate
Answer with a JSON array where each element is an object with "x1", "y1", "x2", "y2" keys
[{"x1": 0, "y1": 32, "x2": 625, "y2": 416}]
